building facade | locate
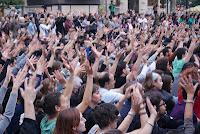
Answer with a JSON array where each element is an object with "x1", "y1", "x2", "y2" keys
[{"x1": 26, "y1": 0, "x2": 100, "y2": 14}]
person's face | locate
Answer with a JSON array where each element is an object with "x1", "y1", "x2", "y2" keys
[
  {"x1": 0, "y1": 64, "x2": 3, "y2": 72},
  {"x1": 154, "y1": 75, "x2": 163, "y2": 89},
  {"x1": 123, "y1": 65, "x2": 130, "y2": 75},
  {"x1": 77, "y1": 113, "x2": 86, "y2": 132},
  {"x1": 92, "y1": 90, "x2": 101, "y2": 104},
  {"x1": 158, "y1": 100, "x2": 166, "y2": 115},
  {"x1": 110, "y1": 118, "x2": 118, "y2": 129}
]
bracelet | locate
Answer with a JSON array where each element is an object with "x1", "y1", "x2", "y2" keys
[
  {"x1": 185, "y1": 100, "x2": 194, "y2": 104},
  {"x1": 146, "y1": 121, "x2": 154, "y2": 127},
  {"x1": 128, "y1": 111, "x2": 135, "y2": 117},
  {"x1": 139, "y1": 112, "x2": 147, "y2": 115}
]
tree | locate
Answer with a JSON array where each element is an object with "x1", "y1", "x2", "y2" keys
[
  {"x1": 0, "y1": 0, "x2": 24, "y2": 7},
  {"x1": 177, "y1": 0, "x2": 200, "y2": 7}
]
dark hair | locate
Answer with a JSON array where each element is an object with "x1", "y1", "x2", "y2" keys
[
  {"x1": 181, "y1": 62, "x2": 194, "y2": 73},
  {"x1": 119, "y1": 40, "x2": 127, "y2": 49},
  {"x1": 175, "y1": 48, "x2": 187, "y2": 60},
  {"x1": 161, "y1": 74, "x2": 172, "y2": 93},
  {"x1": 76, "y1": 84, "x2": 99, "y2": 105},
  {"x1": 93, "y1": 103, "x2": 119, "y2": 129},
  {"x1": 115, "y1": 61, "x2": 126, "y2": 78},
  {"x1": 54, "y1": 108, "x2": 80, "y2": 134},
  {"x1": 194, "y1": 122, "x2": 200, "y2": 134},
  {"x1": 104, "y1": 129, "x2": 123, "y2": 134},
  {"x1": 43, "y1": 92, "x2": 62, "y2": 116},
  {"x1": 145, "y1": 90, "x2": 162, "y2": 112},
  {"x1": 40, "y1": 78, "x2": 55, "y2": 95},
  {"x1": 156, "y1": 57, "x2": 169, "y2": 72},
  {"x1": 98, "y1": 72, "x2": 110, "y2": 87},
  {"x1": 0, "y1": 104, "x2": 3, "y2": 114},
  {"x1": 162, "y1": 47, "x2": 170, "y2": 56}
]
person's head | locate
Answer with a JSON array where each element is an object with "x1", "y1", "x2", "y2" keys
[
  {"x1": 30, "y1": 17, "x2": 35, "y2": 23},
  {"x1": 144, "y1": 72, "x2": 163, "y2": 90},
  {"x1": 162, "y1": 47, "x2": 172, "y2": 57},
  {"x1": 54, "y1": 108, "x2": 86, "y2": 134},
  {"x1": 40, "y1": 78, "x2": 55, "y2": 95},
  {"x1": 43, "y1": 92, "x2": 67, "y2": 117},
  {"x1": 98, "y1": 72, "x2": 115, "y2": 89},
  {"x1": 181, "y1": 79, "x2": 200, "y2": 100},
  {"x1": 78, "y1": 84, "x2": 101, "y2": 105},
  {"x1": 115, "y1": 61, "x2": 129, "y2": 78},
  {"x1": 145, "y1": 90, "x2": 166, "y2": 116},
  {"x1": 123, "y1": 81, "x2": 144, "y2": 99},
  {"x1": 175, "y1": 48, "x2": 187, "y2": 60},
  {"x1": 119, "y1": 40, "x2": 127, "y2": 49},
  {"x1": 93, "y1": 103, "x2": 119, "y2": 130},
  {"x1": 161, "y1": 74, "x2": 172, "y2": 93},
  {"x1": 194, "y1": 122, "x2": 200, "y2": 134},
  {"x1": 156, "y1": 57, "x2": 170, "y2": 72},
  {"x1": 181, "y1": 62, "x2": 199, "y2": 81},
  {"x1": 50, "y1": 61, "x2": 62, "y2": 74},
  {"x1": 104, "y1": 129, "x2": 123, "y2": 134}
]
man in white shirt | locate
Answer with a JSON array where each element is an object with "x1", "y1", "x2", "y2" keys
[
  {"x1": 138, "y1": 15, "x2": 148, "y2": 30},
  {"x1": 98, "y1": 72, "x2": 123, "y2": 104}
]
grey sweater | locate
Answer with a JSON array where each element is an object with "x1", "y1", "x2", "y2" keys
[{"x1": 0, "y1": 87, "x2": 18, "y2": 134}]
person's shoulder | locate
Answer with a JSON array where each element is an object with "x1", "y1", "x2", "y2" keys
[{"x1": 88, "y1": 124, "x2": 99, "y2": 134}]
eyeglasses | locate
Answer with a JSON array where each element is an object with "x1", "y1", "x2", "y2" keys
[{"x1": 159, "y1": 101, "x2": 166, "y2": 107}]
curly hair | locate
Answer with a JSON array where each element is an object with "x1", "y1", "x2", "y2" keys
[{"x1": 93, "y1": 103, "x2": 119, "y2": 129}]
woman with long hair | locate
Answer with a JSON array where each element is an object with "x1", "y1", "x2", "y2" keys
[{"x1": 54, "y1": 108, "x2": 86, "y2": 134}]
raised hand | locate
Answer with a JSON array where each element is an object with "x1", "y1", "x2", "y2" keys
[
  {"x1": 3, "y1": 65, "x2": 13, "y2": 87},
  {"x1": 62, "y1": 57, "x2": 75, "y2": 74},
  {"x1": 12, "y1": 65, "x2": 28, "y2": 92},
  {"x1": 180, "y1": 75, "x2": 199, "y2": 99},
  {"x1": 27, "y1": 55, "x2": 37, "y2": 71},
  {"x1": 91, "y1": 45, "x2": 103, "y2": 59},
  {"x1": 84, "y1": 60, "x2": 93, "y2": 75},
  {"x1": 146, "y1": 97, "x2": 157, "y2": 118},
  {"x1": 53, "y1": 70, "x2": 66, "y2": 84},
  {"x1": 131, "y1": 84, "x2": 144, "y2": 113},
  {"x1": 36, "y1": 55, "x2": 47, "y2": 75},
  {"x1": 116, "y1": 49, "x2": 125, "y2": 60},
  {"x1": 20, "y1": 74, "x2": 37, "y2": 103}
]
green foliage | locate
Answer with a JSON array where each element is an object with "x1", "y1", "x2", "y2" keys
[
  {"x1": 177, "y1": 0, "x2": 200, "y2": 7},
  {"x1": 0, "y1": 0, "x2": 24, "y2": 6}
]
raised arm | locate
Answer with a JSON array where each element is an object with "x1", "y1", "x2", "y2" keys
[
  {"x1": 115, "y1": 85, "x2": 133, "y2": 111},
  {"x1": 62, "y1": 61, "x2": 75, "y2": 101},
  {"x1": 20, "y1": 73, "x2": 38, "y2": 120},
  {"x1": 124, "y1": 50, "x2": 134, "y2": 64},
  {"x1": 91, "y1": 45, "x2": 103, "y2": 76},
  {"x1": 0, "y1": 66, "x2": 12, "y2": 104},
  {"x1": 180, "y1": 75, "x2": 197, "y2": 134},
  {"x1": 118, "y1": 84, "x2": 142, "y2": 133},
  {"x1": 127, "y1": 97, "x2": 157, "y2": 134},
  {"x1": 0, "y1": 65, "x2": 27, "y2": 133},
  {"x1": 109, "y1": 49, "x2": 124, "y2": 75},
  {"x1": 76, "y1": 61, "x2": 93, "y2": 113},
  {"x1": 183, "y1": 38, "x2": 198, "y2": 63}
]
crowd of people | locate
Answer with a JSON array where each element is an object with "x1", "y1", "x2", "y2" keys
[{"x1": 0, "y1": 5, "x2": 200, "y2": 134}]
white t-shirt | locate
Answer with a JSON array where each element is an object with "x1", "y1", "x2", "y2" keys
[
  {"x1": 99, "y1": 87, "x2": 123, "y2": 104},
  {"x1": 138, "y1": 18, "x2": 148, "y2": 29}
]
